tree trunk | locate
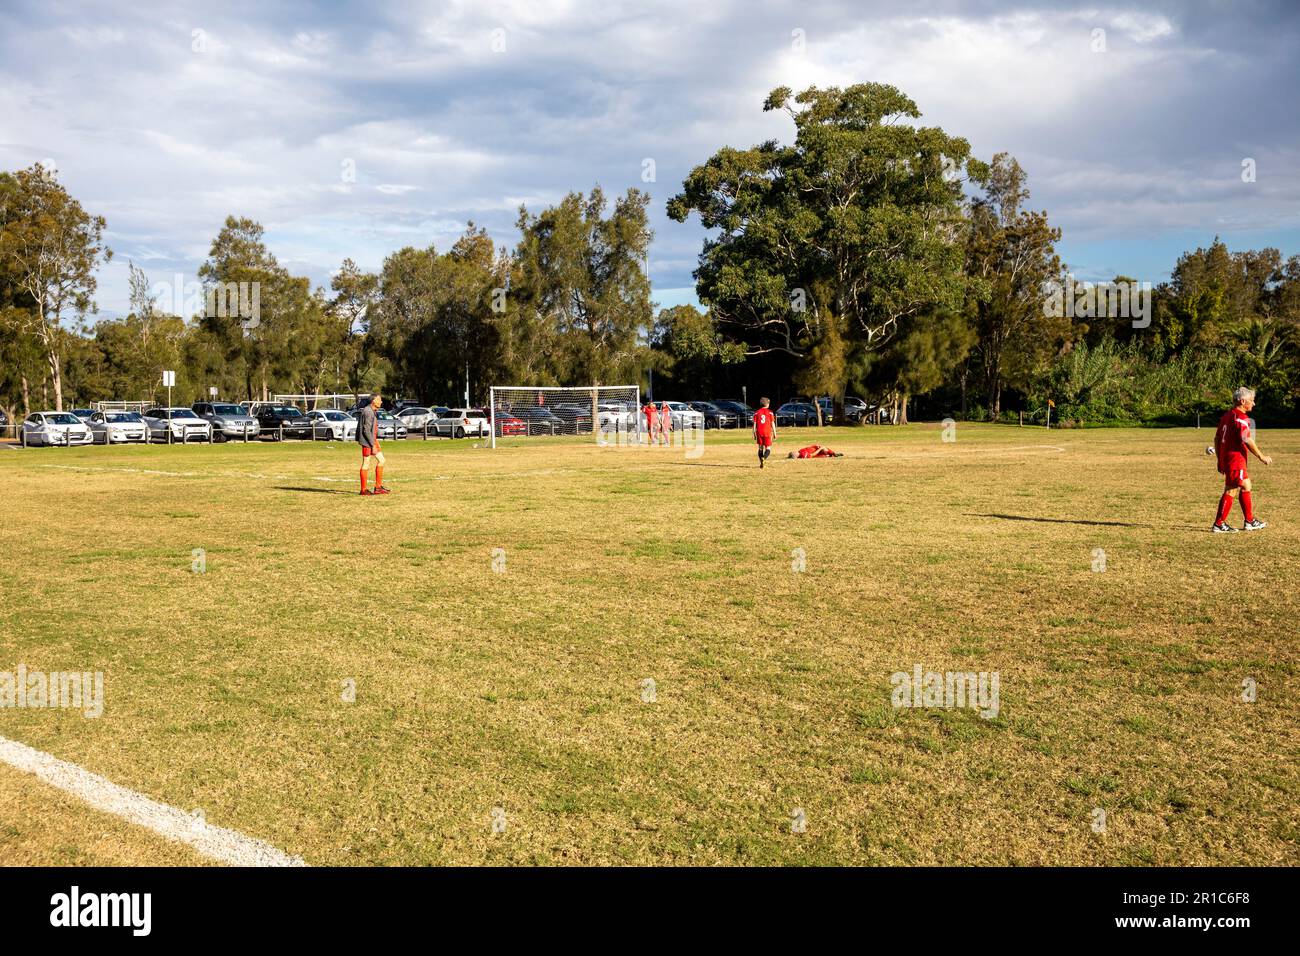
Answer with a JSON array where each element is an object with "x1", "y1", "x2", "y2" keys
[
  {"x1": 899, "y1": 392, "x2": 910, "y2": 425},
  {"x1": 21, "y1": 375, "x2": 30, "y2": 416},
  {"x1": 49, "y1": 350, "x2": 63, "y2": 412},
  {"x1": 960, "y1": 369, "x2": 968, "y2": 419}
]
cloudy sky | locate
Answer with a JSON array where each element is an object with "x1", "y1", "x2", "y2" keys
[{"x1": 2, "y1": 0, "x2": 1297, "y2": 319}]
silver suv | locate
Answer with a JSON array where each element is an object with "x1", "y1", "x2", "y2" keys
[{"x1": 193, "y1": 402, "x2": 260, "y2": 441}]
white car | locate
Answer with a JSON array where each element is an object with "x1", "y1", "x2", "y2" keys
[
  {"x1": 597, "y1": 402, "x2": 638, "y2": 431},
  {"x1": 433, "y1": 408, "x2": 490, "y2": 438},
  {"x1": 22, "y1": 411, "x2": 94, "y2": 446},
  {"x1": 306, "y1": 409, "x2": 357, "y2": 441},
  {"x1": 88, "y1": 410, "x2": 148, "y2": 444},
  {"x1": 395, "y1": 405, "x2": 447, "y2": 430},
  {"x1": 663, "y1": 402, "x2": 705, "y2": 431},
  {"x1": 142, "y1": 407, "x2": 213, "y2": 443}
]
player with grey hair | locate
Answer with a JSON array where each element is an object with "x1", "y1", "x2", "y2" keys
[{"x1": 1212, "y1": 387, "x2": 1271, "y2": 532}]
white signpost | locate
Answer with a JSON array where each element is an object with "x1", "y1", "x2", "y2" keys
[{"x1": 163, "y1": 370, "x2": 176, "y2": 413}]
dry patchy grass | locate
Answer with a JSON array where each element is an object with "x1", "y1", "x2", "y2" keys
[{"x1": 0, "y1": 423, "x2": 1296, "y2": 865}]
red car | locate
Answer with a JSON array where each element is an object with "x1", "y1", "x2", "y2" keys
[{"x1": 494, "y1": 412, "x2": 527, "y2": 436}]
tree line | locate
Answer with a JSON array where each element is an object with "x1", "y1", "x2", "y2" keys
[{"x1": 3, "y1": 83, "x2": 1298, "y2": 425}]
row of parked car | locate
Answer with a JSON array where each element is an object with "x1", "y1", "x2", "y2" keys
[
  {"x1": 11, "y1": 395, "x2": 883, "y2": 446},
  {"x1": 15, "y1": 401, "x2": 495, "y2": 446}
]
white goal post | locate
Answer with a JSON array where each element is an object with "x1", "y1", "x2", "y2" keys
[{"x1": 488, "y1": 385, "x2": 641, "y2": 448}]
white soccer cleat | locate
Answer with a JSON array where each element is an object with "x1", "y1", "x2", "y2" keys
[
  {"x1": 1242, "y1": 518, "x2": 1267, "y2": 531},
  {"x1": 1212, "y1": 523, "x2": 1239, "y2": 534}
]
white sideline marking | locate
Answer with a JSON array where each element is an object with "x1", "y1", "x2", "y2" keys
[
  {"x1": 38, "y1": 463, "x2": 280, "y2": 481},
  {"x1": 0, "y1": 735, "x2": 305, "y2": 867}
]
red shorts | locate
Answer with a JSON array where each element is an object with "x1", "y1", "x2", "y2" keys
[
  {"x1": 756, "y1": 433, "x2": 773, "y2": 448},
  {"x1": 361, "y1": 444, "x2": 380, "y2": 458},
  {"x1": 1224, "y1": 467, "x2": 1248, "y2": 490}
]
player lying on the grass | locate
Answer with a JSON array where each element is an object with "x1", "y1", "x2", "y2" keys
[
  {"x1": 788, "y1": 444, "x2": 843, "y2": 459},
  {"x1": 753, "y1": 397, "x2": 775, "y2": 468},
  {"x1": 356, "y1": 393, "x2": 391, "y2": 496},
  {"x1": 1212, "y1": 386, "x2": 1270, "y2": 533}
]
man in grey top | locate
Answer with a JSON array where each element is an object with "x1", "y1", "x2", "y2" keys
[{"x1": 356, "y1": 393, "x2": 390, "y2": 496}]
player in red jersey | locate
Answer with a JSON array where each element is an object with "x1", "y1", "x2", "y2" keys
[
  {"x1": 659, "y1": 402, "x2": 673, "y2": 446},
  {"x1": 789, "y1": 444, "x2": 843, "y2": 459},
  {"x1": 752, "y1": 397, "x2": 776, "y2": 468},
  {"x1": 643, "y1": 400, "x2": 658, "y2": 445},
  {"x1": 1212, "y1": 387, "x2": 1272, "y2": 533}
]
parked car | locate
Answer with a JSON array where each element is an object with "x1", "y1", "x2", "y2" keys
[
  {"x1": 254, "y1": 404, "x2": 315, "y2": 440},
  {"x1": 193, "y1": 402, "x2": 260, "y2": 441},
  {"x1": 395, "y1": 405, "x2": 449, "y2": 431},
  {"x1": 508, "y1": 405, "x2": 566, "y2": 435},
  {"x1": 69, "y1": 408, "x2": 98, "y2": 425},
  {"x1": 688, "y1": 401, "x2": 738, "y2": 429},
  {"x1": 711, "y1": 400, "x2": 754, "y2": 428},
  {"x1": 374, "y1": 409, "x2": 409, "y2": 440},
  {"x1": 346, "y1": 396, "x2": 418, "y2": 415},
  {"x1": 433, "y1": 408, "x2": 490, "y2": 438},
  {"x1": 551, "y1": 403, "x2": 595, "y2": 434},
  {"x1": 88, "y1": 410, "x2": 148, "y2": 444},
  {"x1": 143, "y1": 407, "x2": 213, "y2": 443},
  {"x1": 776, "y1": 402, "x2": 820, "y2": 427},
  {"x1": 0, "y1": 409, "x2": 9, "y2": 433},
  {"x1": 493, "y1": 412, "x2": 527, "y2": 437},
  {"x1": 597, "y1": 402, "x2": 637, "y2": 433},
  {"x1": 22, "y1": 411, "x2": 94, "y2": 446},
  {"x1": 663, "y1": 401, "x2": 705, "y2": 431},
  {"x1": 842, "y1": 397, "x2": 869, "y2": 423},
  {"x1": 306, "y1": 409, "x2": 357, "y2": 441}
]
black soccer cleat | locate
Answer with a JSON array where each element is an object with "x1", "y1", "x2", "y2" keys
[
  {"x1": 1211, "y1": 522, "x2": 1239, "y2": 533},
  {"x1": 1242, "y1": 518, "x2": 1267, "y2": 531}
]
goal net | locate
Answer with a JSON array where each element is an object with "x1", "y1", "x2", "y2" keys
[{"x1": 488, "y1": 385, "x2": 641, "y2": 447}]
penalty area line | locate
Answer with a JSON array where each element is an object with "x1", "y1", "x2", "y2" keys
[{"x1": 0, "y1": 734, "x2": 305, "y2": 867}]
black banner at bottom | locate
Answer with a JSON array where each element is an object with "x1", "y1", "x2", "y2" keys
[{"x1": 0, "y1": 866, "x2": 1280, "y2": 942}]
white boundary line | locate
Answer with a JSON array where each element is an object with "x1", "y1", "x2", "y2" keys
[{"x1": 0, "y1": 735, "x2": 305, "y2": 867}]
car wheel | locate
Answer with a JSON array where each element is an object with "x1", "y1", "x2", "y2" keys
[{"x1": 455, "y1": 427, "x2": 465, "y2": 438}]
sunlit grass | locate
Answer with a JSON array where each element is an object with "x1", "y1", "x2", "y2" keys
[{"x1": 0, "y1": 423, "x2": 1296, "y2": 865}]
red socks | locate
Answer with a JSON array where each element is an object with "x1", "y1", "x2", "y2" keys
[
  {"x1": 1240, "y1": 491, "x2": 1254, "y2": 523},
  {"x1": 360, "y1": 468, "x2": 368, "y2": 492},
  {"x1": 375, "y1": 465, "x2": 384, "y2": 488},
  {"x1": 1215, "y1": 494, "x2": 1233, "y2": 525}
]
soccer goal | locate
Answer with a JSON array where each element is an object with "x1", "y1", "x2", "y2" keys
[{"x1": 488, "y1": 385, "x2": 641, "y2": 447}]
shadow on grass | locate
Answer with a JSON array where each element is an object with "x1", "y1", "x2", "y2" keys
[
  {"x1": 966, "y1": 512, "x2": 1154, "y2": 529},
  {"x1": 658, "y1": 460, "x2": 762, "y2": 469},
  {"x1": 273, "y1": 485, "x2": 357, "y2": 495}
]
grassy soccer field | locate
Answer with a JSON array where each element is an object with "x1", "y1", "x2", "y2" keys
[{"x1": 0, "y1": 424, "x2": 1296, "y2": 866}]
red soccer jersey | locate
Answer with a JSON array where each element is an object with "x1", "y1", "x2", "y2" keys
[
  {"x1": 753, "y1": 408, "x2": 775, "y2": 439},
  {"x1": 1217, "y1": 408, "x2": 1250, "y2": 469}
]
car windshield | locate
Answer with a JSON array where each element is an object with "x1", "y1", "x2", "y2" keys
[
  {"x1": 274, "y1": 407, "x2": 303, "y2": 418},
  {"x1": 107, "y1": 413, "x2": 141, "y2": 423},
  {"x1": 170, "y1": 409, "x2": 201, "y2": 419},
  {"x1": 324, "y1": 411, "x2": 348, "y2": 421},
  {"x1": 403, "y1": 407, "x2": 429, "y2": 415},
  {"x1": 45, "y1": 413, "x2": 81, "y2": 425},
  {"x1": 212, "y1": 404, "x2": 244, "y2": 415}
]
